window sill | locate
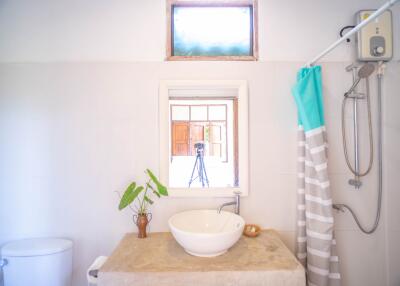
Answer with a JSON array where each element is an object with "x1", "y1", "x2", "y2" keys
[{"x1": 166, "y1": 55, "x2": 258, "y2": 61}]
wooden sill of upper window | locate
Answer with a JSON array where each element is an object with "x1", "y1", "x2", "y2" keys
[{"x1": 166, "y1": 55, "x2": 258, "y2": 61}]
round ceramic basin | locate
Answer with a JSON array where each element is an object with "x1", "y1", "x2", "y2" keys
[{"x1": 168, "y1": 209, "x2": 245, "y2": 257}]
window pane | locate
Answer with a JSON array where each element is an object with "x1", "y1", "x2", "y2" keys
[
  {"x1": 173, "y1": 6, "x2": 252, "y2": 56},
  {"x1": 208, "y1": 105, "x2": 226, "y2": 120},
  {"x1": 169, "y1": 97, "x2": 237, "y2": 188},
  {"x1": 171, "y1": 105, "x2": 189, "y2": 120},
  {"x1": 190, "y1": 106, "x2": 207, "y2": 121}
]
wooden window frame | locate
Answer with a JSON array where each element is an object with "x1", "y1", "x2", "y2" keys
[{"x1": 166, "y1": 0, "x2": 258, "y2": 61}]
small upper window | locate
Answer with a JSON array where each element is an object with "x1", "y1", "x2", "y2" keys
[{"x1": 166, "y1": 0, "x2": 258, "y2": 61}]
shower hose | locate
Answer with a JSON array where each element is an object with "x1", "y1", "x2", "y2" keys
[{"x1": 335, "y1": 65, "x2": 383, "y2": 234}]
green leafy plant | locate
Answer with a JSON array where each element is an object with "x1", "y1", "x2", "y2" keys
[{"x1": 118, "y1": 169, "x2": 168, "y2": 214}]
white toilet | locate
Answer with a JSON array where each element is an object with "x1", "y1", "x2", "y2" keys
[{"x1": 1, "y1": 238, "x2": 73, "y2": 286}]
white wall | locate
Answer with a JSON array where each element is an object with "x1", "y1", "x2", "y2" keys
[
  {"x1": 0, "y1": 61, "x2": 396, "y2": 286},
  {"x1": 382, "y1": 63, "x2": 400, "y2": 286},
  {"x1": 0, "y1": 0, "x2": 399, "y2": 62},
  {"x1": 0, "y1": 1, "x2": 399, "y2": 286}
]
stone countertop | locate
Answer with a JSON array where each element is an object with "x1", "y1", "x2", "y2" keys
[{"x1": 98, "y1": 230, "x2": 305, "y2": 286}]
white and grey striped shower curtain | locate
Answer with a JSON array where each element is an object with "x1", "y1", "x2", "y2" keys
[{"x1": 292, "y1": 66, "x2": 341, "y2": 286}]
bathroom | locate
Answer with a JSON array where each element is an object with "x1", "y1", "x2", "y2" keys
[{"x1": 0, "y1": 0, "x2": 399, "y2": 285}]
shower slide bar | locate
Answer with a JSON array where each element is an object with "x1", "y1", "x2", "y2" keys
[{"x1": 305, "y1": 0, "x2": 400, "y2": 67}]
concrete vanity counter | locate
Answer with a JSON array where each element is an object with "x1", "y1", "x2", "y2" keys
[{"x1": 98, "y1": 229, "x2": 306, "y2": 286}]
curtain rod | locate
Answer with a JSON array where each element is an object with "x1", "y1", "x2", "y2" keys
[{"x1": 305, "y1": 0, "x2": 400, "y2": 67}]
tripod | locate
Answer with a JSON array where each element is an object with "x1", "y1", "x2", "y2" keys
[{"x1": 188, "y1": 143, "x2": 209, "y2": 187}]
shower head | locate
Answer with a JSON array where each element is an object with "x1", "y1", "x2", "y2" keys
[
  {"x1": 358, "y1": 63, "x2": 375, "y2": 78},
  {"x1": 345, "y1": 63, "x2": 375, "y2": 96}
]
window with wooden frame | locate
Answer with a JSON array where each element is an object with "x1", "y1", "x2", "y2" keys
[{"x1": 166, "y1": 0, "x2": 258, "y2": 61}]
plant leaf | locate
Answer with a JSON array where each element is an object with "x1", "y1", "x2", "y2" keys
[
  {"x1": 146, "y1": 169, "x2": 168, "y2": 196},
  {"x1": 157, "y1": 184, "x2": 168, "y2": 196},
  {"x1": 146, "y1": 169, "x2": 160, "y2": 184},
  {"x1": 147, "y1": 183, "x2": 161, "y2": 198},
  {"x1": 134, "y1": 186, "x2": 144, "y2": 196},
  {"x1": 118, "y1": 182, "x2": 136, "y2": 210},
  {"x1": 118, "y1": 183, "x2": 144, "y2": 210},
  {"x1": 144, "y1": 195, "x2": 154, "y2": 204}
]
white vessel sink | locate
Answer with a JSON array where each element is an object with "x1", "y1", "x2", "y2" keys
[{"x1": 168, "y1": 209, "x2": 245, "y2": 257}]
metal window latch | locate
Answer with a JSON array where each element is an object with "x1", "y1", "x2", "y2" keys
[{"x1": 0, "y1": 258, "x2": 8, "y2": 268}]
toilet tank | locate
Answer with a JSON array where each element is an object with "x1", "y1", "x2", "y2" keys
[{"x1": 1, "y1": 238, "x2": 73, "y2": 286}]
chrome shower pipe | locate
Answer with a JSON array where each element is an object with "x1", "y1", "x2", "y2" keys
[
  {"x1": 335, "y1": 62, "x2": 385, "y2": 234},
  {"x1": 342, "y1": 63, "x2": 375, "y2": 182},
  {"x1": 352, "y1": 66, "x2": 361, "y2": 187},
  {"x1": 343, "y1": 64, "x2": 365, "y2": 188}
]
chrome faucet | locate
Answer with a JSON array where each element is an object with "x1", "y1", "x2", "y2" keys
[{"x1": 217, "y1": 191, "x2": 241, "y2": 215}]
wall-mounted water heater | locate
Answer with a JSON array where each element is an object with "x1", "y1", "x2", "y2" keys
[{"x1": 356, "y1": 10, "x2": 393, "y2": 61}]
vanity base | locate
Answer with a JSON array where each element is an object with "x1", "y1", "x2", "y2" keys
[{"x1": 98, "y1": 230, "x2": 305, "y2": 286}]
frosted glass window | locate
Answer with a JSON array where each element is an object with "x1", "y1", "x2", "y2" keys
[
  {"x1": 172, "y1": 105, "x2": 189, "y2": 121},
  {"x1": 190, "y1": 106, "x2": 208, "y2": 121},
  {"x1": 209, "y1": 105, "x2": 226, "y2": 120},
  {"x1": 172, "y1": 6, "x2": 252, "y2": 57}
]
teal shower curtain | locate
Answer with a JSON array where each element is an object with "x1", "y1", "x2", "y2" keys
[{"x1": 292, "y1": 66, "x2": 341, "y2": 286}]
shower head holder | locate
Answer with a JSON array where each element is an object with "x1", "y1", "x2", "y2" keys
[{"x1": 344, "y1": 92, "x2": 365, "y2": 99}]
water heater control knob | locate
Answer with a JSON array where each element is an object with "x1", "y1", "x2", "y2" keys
[{"x1": 373, "y1": 46, "x2": 385, "y2": 56}]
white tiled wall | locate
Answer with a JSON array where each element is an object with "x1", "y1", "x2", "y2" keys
[
  {"x1": 0, "y1": 0, "x2": 399, "y2": 286},
  {"x1": 382, "y1": 62, "x2": 400, "y2": 286},
  {"x1": 1, "y1": 61, "x2": 397, "y2": 286}
]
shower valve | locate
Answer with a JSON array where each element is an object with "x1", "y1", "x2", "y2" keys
[{"x1": 349, "y1": 178, "x2": 362, "y2": 189}]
